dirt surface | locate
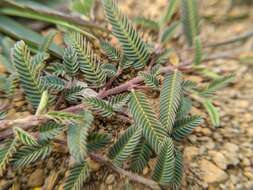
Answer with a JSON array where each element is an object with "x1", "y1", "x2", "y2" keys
[{"x1": 0, "y1": 0, "x2": 253, "y2": 190}]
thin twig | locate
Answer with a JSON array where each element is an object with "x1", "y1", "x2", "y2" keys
[
  {"x1": 206, "y1": 29, "x2": 253, "y2": 48},
  {"x1": 52, "y1": 138, "x2": 161, "y2": 190},
  {"x1": 90, "y1": 153, "x2": 161, "y2": 190},
  {"x1": 99, "y1": 67, "x2": 124, "y2": 97},
  {"x1": 177, "y1": 28, "x2": 253, "y2": 53},
  {"x1": 105, "y1": 67, "x2": 123, "y2": 89}
]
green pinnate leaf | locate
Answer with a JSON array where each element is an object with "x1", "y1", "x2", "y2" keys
[
  {"x1": 129, "y1": 90, "x2": 167, "y2": 154},
  {"x1": 84, "y1": 97, "x2": 114, "y2": 117},
  {"x1": 67, "y1": 111, "x2": 93, "y2": 162},
  {"x1": 176, "y1": 96, "x2": 192, "y2": 119},
  {"x1": 170, "y1": 149, "x2": 184, "y2": 190},
  {"x1": 181, "y1": 0, "x2": 200, "y2": 46},
  {"x1": 203, "y1": 100, "x2": 220, "y2": 127},
  {"x1": 139, "y1": 71, "x2": 160, "y2": 90},
  {"x1": 11, "y1": 144, "x2": 51, "y2": 167},
  {"x1": 13, "y1": 127, "x2": 39, "y2": 146},
  {"x1": 130, "y1": 140, "x2": 153, "y2": 173},
  {"x1": 39, "y1": 121, "x2": 66, "y2": 141},
  {"x1": 102, "y1": 0, "x2": 150, "y2": 69},
  {"x1": 39, "y1": 31, "x2": 57, "y2": 53},
  {"x1": 41, "y1": 75, "x2": 65, "y2": 91},
  {"x1": 171, "y1": 116, "x2": 203, "y2": 141},
  {"x1": 198, "y1": 75, "x2": 235, "y2": 98},
  {"x1": 152, "y1": 137, "x2": 175, "y2": 185},
  {"x1": 68, "y1": 32, "x2": 106, "y2": 86},
  {"x1": 133, "y1": 17, "x2": 159, "y2": 31},
  {"x1": 161, "y1": 22, "x2": 180, "y2": 44},
  {"x1": 193, "y1": 36, "x2": 202, "y2": 65},
  {"x1": 100, "y1": 41, "x2": 122, "y2": 61},
  {"x1": 160, "y1": 70, "x2": 183, "y2": 133},
  {"x1": 87, "y1": 133, "x2": 111, "y2": 152},
  {"x1": 0, "y1": 140, "x2": 18, "y2": 176},
  {"x1": 11, "y1": 41, "x2": 45, "y2": 109},
  {"x1": 63, "y1": 46, "x2": 79, "y2": 76},
  {"x1": 64, "y1": 162, "x2": 89, "y2": 190},
  {"x1": 109, "y1": 125, "x2": 142, "y2": 166},
  {"x1": 160, "y1": 0, "x2": 178, "y2": 26}
]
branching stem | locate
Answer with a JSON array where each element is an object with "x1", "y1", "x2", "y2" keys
[{"x1": 0, "y1": 51, "x2": 239, "y2": 140}]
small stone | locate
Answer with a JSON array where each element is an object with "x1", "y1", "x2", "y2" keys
[
  {"x1": 142, "y1": 167, "x2": 149, "y2": 175},
  {"x1": 244, "y1": 113, "x2": 253, "y2": 122},
  {"x1": 209, "y1": 151, "x2": 228, "y2": 169},
  {"x1": 105, "y1": 174, "x2": 115, "y2": 185},
  {"x1": 88, "y1": 158, "x2": 101, "y2": 172},
  {"x1": 53, "y1": 138, "x2": 68, "y2": 153},
  {"x1": 242, "y1": 158, "x2": 251, "y2": 167},
  {"x1": 221, "y1": 142, "x2": 239, "y2": 166},
  {"x1": 245, "y1": 181, "x2": 253, "y2": 189},
  {"x1": 244, "y1": 172, "x2": 253, "y2": 180},
  {"x1": 201, "y1": 128, "x2": 212, "y2": 136},
  {"x1": 14, "y1": 101, "x2": 26, "y2": 107},
  {"x1": 188, "y1": 135, "x2": 197, "y2": 143},
  {"x1": 206, "y1": 141, "x2": 215, "y2": 150},
  {"x1": 199, "y1": 159, "x2": 228, "y2": 184},
  {"x1": 246, "y1": 127, "x2": 253, "y2": 137},
  {"x1": 224, "y1": 143, "x2": 239, "y2": 153},
  {"x1": 199, "y1": 145, "x2": 207, "y2": 155},
  {"x1": 213, "y1": 132, "x2": 222, "y2": 142},
  {"x1": 183, "y1": 146, "x2": 198, "y2": 162},
  {"x1": 230, "y1": 174, "x2": 238, "y2": 185},
  {"x1": 28, "y1": 169, "x2": 45, "y2": 187},
  {"x1": 235, "y1": 100, "x2": 249, "y2": 108}
]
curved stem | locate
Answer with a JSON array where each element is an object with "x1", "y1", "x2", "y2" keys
[{"x1": 0, "y1": 51, "x2": 240, "y2": 140}]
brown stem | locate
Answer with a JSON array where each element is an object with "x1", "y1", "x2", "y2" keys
[
  {"x1": 98, "y1": 76, "x2": 143, "y2": 98},
  {"x1": 53, "y1": 138, "x2": 161, "y2": 190},
  {"x1": 0, "y1": 115, "x2": 47, "y2": 141},
  {"x1": 176, "y1": 28, "x2": 253, "y2": 53},
  {"x1": 89, "y1": 153, "x2": 161, "y2": 190},
  {"x1": 99, "y1": 67, "x2": 123, "y2": 97},
  {"x1": 0, "y1": 51, "x2": 239, "y2": 140},
  {"x1": 105, "y1": 67, "x2": 123, "y2": 90},
  {"x1": 206, "y1": 29, "x2": 253, "y2": 48}
]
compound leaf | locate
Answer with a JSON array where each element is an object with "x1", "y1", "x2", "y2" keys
[
  {"x1": 102, "y1": 0, "x2": 150, "y2": 69},
  {"x1": 109, "y1": 125, "x2": 142, "y2": 166},
  {"x1": 129, "y1": 91, "x2": 167, "y2": 154},
  {"x1": 160, "y1": 71, "x2": 183, "y2": 133}
]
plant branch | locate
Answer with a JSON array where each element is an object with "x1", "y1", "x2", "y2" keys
[
  {"x1": 52, "y1": 138, "x2": 161, "y2": 190},
  {"x1": 0, "y1": 51, "x2": 240, "y2": 140},
  {"x1": 178, "y1": 28, "x2": 253, "y2": 53},
  {"x1": 206, "y1": 28, "x2": 253, "y2": 48},
  {"x1": 89, "y1": 153, "x2": 161, "y2": 190},
  {"x1": 99, "y1": 67, "x2": 124, "y2": 96}
]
